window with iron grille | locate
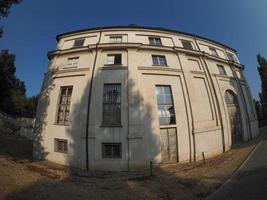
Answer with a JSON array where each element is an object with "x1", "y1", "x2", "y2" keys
[
  {"x1": 181, "y1": 40, "x2": 194, "y2": 50},
  {"x1": 152, "y1": 55, "x2": 167, "y2": 66},
  {"x1": 56, "y1": 86, "x2": 73, "y2": 125},
  {"x1": 156, "y1": 85, "x2": 176, "y2": 125},
  {"x1": 73, "y1": 38, "x2": 85, "y2": 47},
  {"x1": 217, "y1": 64, "x2": 227, "y2": 75},
  {"x1": 54, "y1": 138, "x2": 68, "y2": 153},
  {"x1": 102, "y1": 143, "x2": 121, "y2": 158},
  {"x1": 110, "y1": 36, "x2": 122, "y2": 43},
  {"x1": 149, "y1": 37, "x2": 162, "y2": 45},
  {"x1": 65, "y1": 57, "x2": 79, "y2": 68},
  {"x1": 103, "y1": 84, "x2": 121, "y2": 125},
  {"x1": 227, "y1": 53, "x2": 237, "y2": 62},
  {"x1": 106, "y1": 54, "x2": 122, "y2": 65},
  {"x1": 209, "y1": 47, "x2": 218, "y2": 57}
]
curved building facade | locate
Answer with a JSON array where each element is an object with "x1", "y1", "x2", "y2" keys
[{"x1": 33, "y1": 26, "x2": 259, "y2": 171}]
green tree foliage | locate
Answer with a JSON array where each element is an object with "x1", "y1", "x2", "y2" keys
[
  {"x1": 0, "y1": 50, "x2": 38, "y2": 118},
  {"x1": 0, "y1": 0, "x2": 22, "y2": 37},
  {"x1": 257, "y1": 54, "x2": 267, "y2": 120}
]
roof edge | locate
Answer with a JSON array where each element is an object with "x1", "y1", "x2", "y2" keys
[{"x1": 56, "y1": 25, "x2": 237, "y2": 52}]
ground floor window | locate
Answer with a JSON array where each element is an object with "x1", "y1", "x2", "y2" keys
[
  {"x1": 102, "y1": 143, "x2": 121, "y2": 158},
  {"x1": 54, "y1": 138, "x2": 68, "y2": 153}
]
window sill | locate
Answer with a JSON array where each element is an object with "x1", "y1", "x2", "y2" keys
[
  {"x1": 152, "y1": 64, "x2": 169, "y2": 67},
  {"x1": 100, "y1": 124, "x2": 123, "y2": 128},
  {"x1": 54, "y1": 123, "x2": 70, "y2": 126},
  {"x1": 104, "y1": 64, "x2": 123, "y2": 67},
  {"x1": 63, "y1": 66, "x2": 78, "y2": 69}
]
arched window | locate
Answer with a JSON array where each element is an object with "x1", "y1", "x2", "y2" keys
[{"x1": 225, "y1": 90, "x2": 237, "y2": 105}]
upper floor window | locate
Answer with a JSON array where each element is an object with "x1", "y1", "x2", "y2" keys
[
  {"x1": 73, "y1": 38, "x2": 85, "y2": 48},
  {"x1": 227, "y1": 53, "x2": 237, "y2": 62},
  {"x1": 107, "y1": 54, "x2": 122, "y2": 65},
  {"x1": 66, "y1": 57, "x2": 79, "y2": 68},
  {"x1": 209, "y1": 47, "x2": 218, "y2": 57},
  {"x1": 103, "y1": 84, "x2": 121, "y2": 126},
  {"x1": 181, "y1": 40, "x2": 194, "y2": 50},
  {"x1": 56, "y1": 86, "x2": 73, "y2": 125},
  {"x1": 156, "y1": 85, "x2": 176, "y2": 125},
  {"x1": 217, "y1": 64, "x2": 226, "y2": 75},
  {"x1": 149, "y1": 37, "x2": 162, "y2": 45},
  {"x1": 110, "y1": 36, "x2": 122, "y2": 43},
  {"x1": 152, "y1": 55, "x2": 167, "y2": 66}
]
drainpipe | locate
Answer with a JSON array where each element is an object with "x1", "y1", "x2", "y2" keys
[
  {"x1": 201, "y1": 53, "x2": 226, "y2": 152},
  {"x1": 176, "y1": 53, "x2": 195, "y2": 162},
  {"x1": 85, "y1": 30, "x2": 102, "y2": 170},
  {"x1": 228, "y1": 61, "x2": 252, "y2": 140}
]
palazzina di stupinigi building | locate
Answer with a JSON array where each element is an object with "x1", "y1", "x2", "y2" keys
[{"x1": 33, "y1": 25, "x2": 259, "y2": 171}]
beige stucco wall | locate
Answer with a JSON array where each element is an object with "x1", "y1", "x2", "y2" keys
[{"x1": 33, "y1": 27, "x2": 259, "y2": 171}]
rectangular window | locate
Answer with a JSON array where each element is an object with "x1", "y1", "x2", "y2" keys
[
  {"x1": 152, "y1": 55, "x2": 167, "y2": 66},
  {"x1": 181, "y1": 40, "x2": 194, "y2": 50},
  {"x1": 209, "y1": 47, "x2": 218, "y2": 57},
  {"x1": 217, "y1": 64, "x2": 226, "y2": 75},
  {"x1": 73, "y1": 38, "x2": 85, "y2": 48},
  {"x1": 149, "y1": 37, "x2": 162, "y2": 45},
  {"x1": 156, "y1": 85, "x2": 176, "y2": 125},
  {"x1": 56, "y1": 86, "x2": 73, "y2": 125},
  {"x1": 107, "y1": 54, "x2": 122, "y2": 65},
  {"x1": 102, "y1": 143, "x2": 122, "y2": 158},
  {"x1": 110, "y1": 36, "x2": 122, "y2": 43},
  {"x1": 65, "y1": 57, "x2": 79, "y2": 68},
  {"x1": 103, "y1": 84, "x2": 121, "y2": 125},
  {"x1": 227, "y1": 53, "x2": 237, "y2": 62},
  {"x1": 54, "y1": 139, "x2": 68, "y2": 153}
]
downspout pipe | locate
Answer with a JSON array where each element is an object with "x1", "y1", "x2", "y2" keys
[
  {"x1": 85, "y1": 30, "x2": 102, "y2": 170},
  {"x1": 228, "y1": 61, "x2": 252, "y2": 140}
]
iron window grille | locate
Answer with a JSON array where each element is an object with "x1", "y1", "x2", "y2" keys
[
  {"x1": 56, "y1": 86, "x2": 73, "y2": 125},
  {"x1": 54, "y1": 138, "x2": 68, "y2": 153},
  {"x1": 102, "y1": 143, "x2": 122, "y2": 158},
  {"x1": 152, "y1": 55, "x2": 167, "y2": 66},
  {"x1": 156, "y1": 85, "x2": 176, "y2": 125},
  {"x1": 149, "y1": 37, "x2": 162, "y2": 45},
  {"x1": 102, "y1": 84, "x2": 121, "y2": 126},
  {"x1": 217, "y1": 64, "x2": 227, "y2": 75}
]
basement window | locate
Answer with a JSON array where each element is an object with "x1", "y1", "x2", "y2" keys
[
  {"x1": 102, "y1": 143, "x2": 122, "y2": 158},
  {"x1": 54, "y1": 138, "x2": 68, "y2": 153}
]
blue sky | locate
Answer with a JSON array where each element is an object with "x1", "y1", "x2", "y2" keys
[{"x1": 0, "y1": 0, "x2": 266, "y2": 99}]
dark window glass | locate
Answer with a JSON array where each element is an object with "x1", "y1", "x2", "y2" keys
[
  {"x1": 156, "y1": 86, "x2": 176, "y2": 125},
  {"x1": 73, "y1": 38, "x2": 85, "y2": 47},
  {"x1": 54, "y1": 139, "x2": 68, "y2": 153},
  {"x1": 152, "y1": 55, "x2": 167, "y2": 66},
  {"x1": 102, "y1": 143, "x2": 121, "y2": 158},
  {"x1": 56, "y1": 86, "x2": 73, "y2": 125},
  {"x1": 103, "y1": 84, "x2": 121, "y2": 125},
  {"x1": 107, "y1": 54, "x2": 122, "y2": 65},
  {"x1": 149, "y1": 37, "x2": 162, "y2": 45},
  {"x1": 181, "y1": 40, "x2": 194, "y2": 50}
]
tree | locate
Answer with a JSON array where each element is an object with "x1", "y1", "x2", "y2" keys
[
  {"x1": 257, "y1": 54, "x2": 267, "y2": 120},
  {"x1": 0, "y1": 0, "x2": 22, "y2": 37}
]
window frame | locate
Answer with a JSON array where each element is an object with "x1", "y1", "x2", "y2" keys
[
  {"x1": 217, "y1": 64, "x2": 227, "y2": 75},
  {"x1": 54, "y1": 138, "x2": 68, "y2": 153},
  {"x1": 102, "y1": 143, "x2": 122, "y2": 159},
  {"x1": 155, "y1": 85, "x2": 176, "y2": 126},
  {"x1": 181, "y1": 40, "x2": 194, "y2": 50},
  {"x1": 152, "y1": 55, "x2": 167, "y2": 66},
  {"x1": 55, "y1": 86, "x2": 73, "y2": 126},
  {"x1": 73, "y1": 38, "x2": 85, "y2": 48},
  {"x1": 102, "y1": 83, "x2": 121, "y2": 126},
  {"x1": 106, "y1": 54, "x2": 122, "y2": 65},
  {"x1": 227, "y1": 53, "x2": 237, "y2": 62},
  {"x1": 65, "y1": 57, "x2": 79, "y2": 68},
  {"x1": 149, "y1": 37, "x2": 162, "y2": 46},
  {"x1": 109, "y1": 36, "x2": 122, "y2": 43},
  {"x1": 209, "y1": 47, "x2": 219, "y2": 57}
]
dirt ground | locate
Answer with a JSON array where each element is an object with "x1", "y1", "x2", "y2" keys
[{"x1": 0, "y1": 131, "x2": 264, "y2": 200}]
